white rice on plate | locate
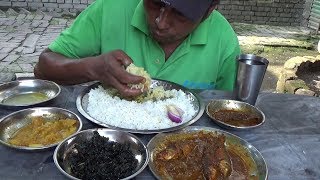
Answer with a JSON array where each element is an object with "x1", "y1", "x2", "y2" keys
[{"x1": 87, "y1": 86, "x2": 197, "y2": 130}]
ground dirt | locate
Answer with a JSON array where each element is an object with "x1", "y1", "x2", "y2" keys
[
  {"x1": 233, "y1": 22, "x2": 320, "y2": 93},
  {"x1": 241, "y1": 45, "x2": 319, "y2": 93}
]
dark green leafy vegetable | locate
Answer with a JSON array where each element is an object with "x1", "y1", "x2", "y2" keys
[{"x1": 69, "y1": 131, "x2": 137, "y2": 180}]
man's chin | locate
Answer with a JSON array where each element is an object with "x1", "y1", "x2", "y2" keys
[{"x1": 151, "y1": 34, "x2": 174, "y2": 45}]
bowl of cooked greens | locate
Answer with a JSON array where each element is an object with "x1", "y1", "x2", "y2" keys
[{"x1": 53, "y1": 128, "x2": 149, "y2": 180}]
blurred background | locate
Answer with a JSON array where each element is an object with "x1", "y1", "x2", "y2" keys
[{"x1": 0, "y1": 0, "x2": 320, "y2": 95}]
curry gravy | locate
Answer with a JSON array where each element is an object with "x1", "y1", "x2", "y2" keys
[
  {"x1": 153, "y1": 131, "x2": 258, "y2": 180},
  {"x1": 227, "y1": 144, "x2": 258, "y2": 180},
  {"x1": 2, "y1": 92, "x2": 49, "y2": 106},
  {"x1": 210, "y1": 109, "x2": 262, "y2": 127},
  {"x1": 8, "y1": 116, "x2": 77, "y2": 147}
]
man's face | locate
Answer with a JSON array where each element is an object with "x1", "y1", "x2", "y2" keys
[{"x1": 144, "y1": 0, "x2": 202, "y2": 45}]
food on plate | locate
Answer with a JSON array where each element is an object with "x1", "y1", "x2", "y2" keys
[
  {"x1": 2, "y1": 92, "x2": 49, "y2": 106},
  {"x1": 153, "y1": 131, "x2": 257, "y2": 180},
  {"x1": 87, "y1": 85, "x2": 196, "y2": 130},
  {"x1": 68, "y1": 131, "x2": 138, "y2": 180},
  {"x1": 8, "y1": 116, "x2": 77, "y2": 147},
  {"x1": 87, "y1": 64, "x2": 198, "y2": 130},
  {"x1": 107, "y1": 64, "x2": 174, "y2": 102},
  {"x1": 110, "y1": 85, "x2": 175, "y2": 103},
  {"x1": 134, "y1": 85, "x2": 174, "y2": 103},
  {"x1": 166, "y1": 104, "x2": 184, "y2": 123},
  {"x1": 209, "y1": 109, "x2": 262, "y2": 127},
  {"x1": 126, "y1": 63, "x2": 151, "y2": 92}
]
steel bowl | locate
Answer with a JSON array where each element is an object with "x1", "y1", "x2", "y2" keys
[
  {"x1": 206, "y1": 99, "x2": 265, "y2": 130},
  {"x1": 54, "y1": 128, "x2": 149, "y2": 180},
  {"x1": 76, "y1": 79, "x2": 205, "y2": 134},
  {"x1": 0, "y1": 107, "x2": 82, "y2": 150},
  {"x1": 0, "y1": 79, "x2": 61, "y2": 109},
  {"x1": 148, "y1": 126, "x2": 268, "y2": 180}
]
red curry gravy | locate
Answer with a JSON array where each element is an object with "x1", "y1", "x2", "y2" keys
[
  {"x1": 153, "y1": 131, "x2": 258, "y2": 180},
  {"x1": 210, "y1": 109, "x2": 262, "y2": 127}
]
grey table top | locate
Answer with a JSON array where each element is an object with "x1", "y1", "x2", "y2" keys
[{"x1": 0, "y1": 85, "x2": 319, "y2": 180}]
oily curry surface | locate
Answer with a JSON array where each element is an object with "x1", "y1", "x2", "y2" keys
[
  {"x1": 8, "y1": 116, "x2": 78, "y2": 147},
  {"x1": 2, "y1": 92, "x2": 49, "y2": 106},
  {"x1": 210, "y1": 109, "x2": 262, "y2": 127},
  {"x1": 153, "y1": 131, "x2": 257, "y2": 180}
]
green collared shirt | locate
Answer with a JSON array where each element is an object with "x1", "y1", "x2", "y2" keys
[{"x1": 49, "y1": 0, "x2": 240, "y2": 91}]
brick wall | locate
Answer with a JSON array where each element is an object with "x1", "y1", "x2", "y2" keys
[
  {"x1": 218, "y1": 0, "x2": 308, "y2": 26},
  {"x1": 0, "y1": 0, "x2": 94, "y2": 14},
  {"x1": 0, "y1": 0, "x2": 311, "y2": 26}
]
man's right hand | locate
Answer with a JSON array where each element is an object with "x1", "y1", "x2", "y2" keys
[
  {"x1": 35, "y1": 49, "x2": 146, "y2": 97},
  {"x1": 89, "y1": 50, "x2": 146, "y2": 97}
]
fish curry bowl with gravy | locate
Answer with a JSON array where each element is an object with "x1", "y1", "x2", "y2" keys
[
  {"x1": 0, "y1": 107, "x2": 82, "y2": 150},
  {"x1": 206, "y1": 99, "x2": 265, "y2": 130},
  {"x1": 148, "y1": 126, "x2": 268, "y2": 180},
  {"x1": 0, "y1": 79, "x2": 61, "y2": 109},
  {"x1": 54, "y1": 129, "x2": 149, "y2": 180}
]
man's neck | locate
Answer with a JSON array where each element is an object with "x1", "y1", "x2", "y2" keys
[{"x1": 159, "y1": 39, "x2": 184, "y2": 60}]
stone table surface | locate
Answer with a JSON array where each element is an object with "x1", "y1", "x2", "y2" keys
[{"x1": 0, "y1": 85, "x2": 319, "y2": 180}]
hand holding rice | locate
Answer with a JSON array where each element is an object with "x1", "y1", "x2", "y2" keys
[
  {"x1": 126, "y1": 63, "x2": 151, "y2": 92},
  {"x1": 87, "y1": 65, "x2": 198, "y2": 130}
]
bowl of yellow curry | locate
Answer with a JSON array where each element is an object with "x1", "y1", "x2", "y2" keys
[{"x1": 0, "y1": 107, "x2": 82, "y2": 150}]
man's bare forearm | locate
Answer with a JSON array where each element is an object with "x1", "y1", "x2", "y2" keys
[
  {"x1": 34, "y1": 49, "x2": 99, "y2": 85},
  {"x1": 34, "y1": 49, "x2": 145, "y2": 97}
]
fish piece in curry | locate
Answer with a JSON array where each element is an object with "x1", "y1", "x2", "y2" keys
[{"x1": 153, "y1": 131, "x2": 256, "y2": 180}]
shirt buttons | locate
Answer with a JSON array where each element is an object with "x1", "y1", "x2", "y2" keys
[{"x1": 155, "y1": 59, "x2": 160, "y2": 64}]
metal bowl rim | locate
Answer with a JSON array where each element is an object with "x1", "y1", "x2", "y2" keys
[
  {"x1": 0, "y1": 79, "x2": 61, "y2": 108},
  {"x1": 53, "y1": 128, "x2": 150, "y2": 180},
  {"x1": 205, "y1": 99, "x2": 266, "y2": 130},
  {"x1": 0, "y1": 107, "x2": 83, "y2": 150},
  {"x1": 147, "y1": 125, "x2": 268, "y2": 180},
  {"x1": 76, "y1": 79, "x2": 205, "y2": 134}
]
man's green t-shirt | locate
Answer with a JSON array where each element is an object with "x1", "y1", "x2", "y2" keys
[{"x1": 49, "y1": 0, "x2": 240, "y2": 91}]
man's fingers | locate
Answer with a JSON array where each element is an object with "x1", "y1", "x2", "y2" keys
[
  {"x1": 115, "y1": 69, "x2": 145, "y2": 85},
  {"x1": 100, "y1": 50, "x2": 147, "y2": 97},
  {"x1": 119, "y1": 58, "x2": 131, "y2": 67},
  {"x1": 106, "y1": 75, "x2": 143, "y2": 97},
  {"x1": 108, "y1": 54, "x2": 145, "y2": 85},
  {"x1": 114, "y1": 50, "x2": 133, "y2": 67}
]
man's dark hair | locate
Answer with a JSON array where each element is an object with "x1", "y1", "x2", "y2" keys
[{"x1": 212, "y1": 0, "x2": 220, "y2": 6}]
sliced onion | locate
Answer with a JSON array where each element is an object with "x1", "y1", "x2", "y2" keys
[{"x1": 166, "y1": 104, "x2": 184, "y2": 123}]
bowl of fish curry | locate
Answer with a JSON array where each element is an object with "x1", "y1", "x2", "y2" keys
[
  {"x1": 0, "y1": 79, "x2": 61, "y2": 109},
  {"x1": 0, "y1": 107, "x2": 82, "y2": 150},
  {"x1": 206, "y1": 99, "x2": 265, "y2": 130},
  {"x1": 148, "y1": 126, "x2": 267, "y2": 180},
  {"x1": 54, "y1": 128, "x2": 149, "y2": 180}
]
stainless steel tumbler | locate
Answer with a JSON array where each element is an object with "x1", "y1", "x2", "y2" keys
[{"x1": 234, "y1": 54, "x2": 269, "y2": 105}]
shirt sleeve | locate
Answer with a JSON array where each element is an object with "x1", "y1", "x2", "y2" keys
[
  {"x1": 48, "y1": 0, "x2": 103, "y2": 58},
  {"x1": 216, "y1": 36, "x2": 241, "y2": 91}
]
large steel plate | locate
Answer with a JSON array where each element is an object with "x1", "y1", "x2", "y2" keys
[{"x1": 76, "y1": 79, "x2": 204, "y2": 134}]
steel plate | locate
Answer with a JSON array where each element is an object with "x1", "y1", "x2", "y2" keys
[
  {"x1": 54, "y1": 128, "x2": 149, "y2": 180},
  {"x1": 0, "y1": 79, "x2": 61, "y2": 109},
  {"x1": 206, "y1": 99, "x2": 265, "y2": 130},
  {"x1": 76, "y1": 79, "x2": 205, "y2": 134},
  {"x1": 0, "y1": 107, "x2": 82, "y2": 151},
  {"x1": 147, "y1": 126, "x2": 268, "y2": 180}
]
